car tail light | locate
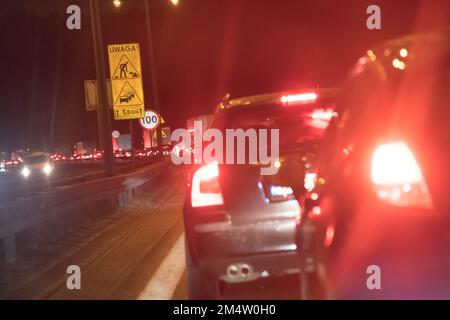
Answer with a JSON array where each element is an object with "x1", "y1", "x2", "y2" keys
[
  {"x1": 371, "y1": 141, "x2": 432, "y2": 209},
  {"x1": 191, "y1": 161, "x2": 224, "y2": 207},
  {"x1": 280, "y1": 92, "x2": 318, "y2": 105}
]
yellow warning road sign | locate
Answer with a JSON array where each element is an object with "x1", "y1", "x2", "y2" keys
[
  {"x1": 111, "y1": 55, "x2": 141, "y2": 80},
  {"x1": 114, "y1": 81, "x2": 144, "y2": 107},
  {"x1": 108, "y1": 43, "x2": 144, "y2": 120}
]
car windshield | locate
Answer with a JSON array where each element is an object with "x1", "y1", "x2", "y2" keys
[{"x1": 24, "y1": 155, "x2": 49, "y2": 165}]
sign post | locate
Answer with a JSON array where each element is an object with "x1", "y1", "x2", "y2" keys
[
  {"x1": 89, "y1": 0, "x2": 115, "y2": 176},
  {"x1": 129, "y1": 121, "x2": 135, "y2": 169},
  {"x1": 107, "y1": 43, "x2": 145, "y2": 120}
]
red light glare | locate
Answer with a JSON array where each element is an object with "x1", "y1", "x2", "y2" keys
[
  {"x1": 324, "y1": 225, "x2": 335, "y2": 247},
  {"x1": 280, "y1": 92, "x2": 318, "y2": 105},
  {"x1": 308, "y1": 206, "x2": 322, "y2": 218},
  {"x1": 371, "y1": 142, "x2": 422, "y2": 185},
  {"x1": 191, "y1": 161, "x2": 224, "y2": 208}
]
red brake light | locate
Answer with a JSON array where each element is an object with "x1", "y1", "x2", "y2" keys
[
  {"x1": 371, "y1": 141, "x2": 432, "y2": 209},
  {"x1": 371, "y1": 142, "x2": 422, "y2": 185},
  {"x1": 191, "y1": 161, "x2": 224, "y2": 208},
  {"x1": 280, "y1": 92, "x2": 318, "y2": 105}
]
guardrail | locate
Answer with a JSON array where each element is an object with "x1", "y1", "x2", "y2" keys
[{"x1": 0, "y1": 160, "x2": 169, "y2": 263}]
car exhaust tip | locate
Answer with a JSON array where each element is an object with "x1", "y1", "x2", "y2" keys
[
  {"x1": 226, "y1": 263, "x2": 255, "y2": 279},
  {"x1": 240, "y1": 264, "x2": 251, "y2": 276},
  {"x1": 227, "y1": 264, "x2": 239, "y2": 278}
]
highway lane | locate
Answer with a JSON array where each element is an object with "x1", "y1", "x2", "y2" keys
[
  {"x1": 0, "y1": 162, "x2": 103, "y2": 203},
  {"x1": 4, "y1": 165, "x2": 302, "y2": 300},
  {"x1": 0, "y1": 158, "x2": 159, "y2": 203}
]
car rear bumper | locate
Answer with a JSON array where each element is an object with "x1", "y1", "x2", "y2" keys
[
  {"x1": 193, "y1": 218, "x2": 299, "y2": 254},
  {"x1": 185, "y1": 214, "x2": 303, "y2": 283},
  {"x1": 198, "y1": 250, "x2": 301, "y2": 284}
]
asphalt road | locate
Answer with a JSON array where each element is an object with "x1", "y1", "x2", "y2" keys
[{"x1": 3, "y1": 165, "x2": 302, "y2": 300}]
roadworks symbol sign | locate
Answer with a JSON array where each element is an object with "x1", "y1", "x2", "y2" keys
[
  {"x1": 114, "y1": 81, "x2": 144, "y2": 107},
  {"x1": 111, "y1": 54, "x2": 141, "y2": 80},
  {"x1": 108, "y1": 43, "x2": 144, "y2": 119}
]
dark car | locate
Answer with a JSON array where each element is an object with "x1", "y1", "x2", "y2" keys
[
  {"x1": 183, "y1": 88, "x2": 339, "y2": 299},
  {"x1": 303, "y1": 28, "x2": 450, "y2": 299}
]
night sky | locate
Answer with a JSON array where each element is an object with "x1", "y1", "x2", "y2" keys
[{"x1": 0, "y1": 0, "x2": 448, "y2": 152}]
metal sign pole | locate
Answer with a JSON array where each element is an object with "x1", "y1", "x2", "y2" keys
[
  {"x1": 144, "y1": 0, "x2": 163, "y2": 148},
  {"x1": 129, "y1": 120, "x2": 135, "y2": 169},
  {"x1": 89, "y1": 0, "x2": 115, "y2": 176}
]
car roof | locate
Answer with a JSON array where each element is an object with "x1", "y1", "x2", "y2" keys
[
  {"x1": 25, "y1": 152, "x2": 49, "y2": 158},
  {"x1": 215, "y1": 87, "x2": 340, "y2": 113}
]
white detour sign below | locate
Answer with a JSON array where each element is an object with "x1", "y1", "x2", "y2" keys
[{"x1": 107, "y1": 43, "x2": 145, "y2": 120}]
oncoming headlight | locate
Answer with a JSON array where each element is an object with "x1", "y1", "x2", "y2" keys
[
  {"x1": 43, "y1": 163, "x2": 53, "y2": 175},
  {"x1": 21, "y1": 166, "x2": 30, "y2": 178}
]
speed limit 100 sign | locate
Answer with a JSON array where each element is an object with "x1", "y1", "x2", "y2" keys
[{"x1": 139, "y1": 110, "x2": 160, "y2": 130}]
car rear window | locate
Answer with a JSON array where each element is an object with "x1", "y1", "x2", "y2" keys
[{"x1": 212, "y1": 101, "x2": 336, "y2": 149}]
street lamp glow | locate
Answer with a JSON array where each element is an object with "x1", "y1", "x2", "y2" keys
[
  {"x1": 113, "y1": 0, "x2": 122, "y2": 8},
  {"x1": 170, "y1": 0, "x2": 179, "y2": 6}
]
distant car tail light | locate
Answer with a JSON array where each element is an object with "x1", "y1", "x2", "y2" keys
[
  {"x1": 191, "y1": 161, "x2": 224, "y2": 207},
  {"x1": 280, "y1": 92, "x2": 318, "y2": 105},
  {"x1": 371, "y1": 141, "x2": 432, "y2": 209}
]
